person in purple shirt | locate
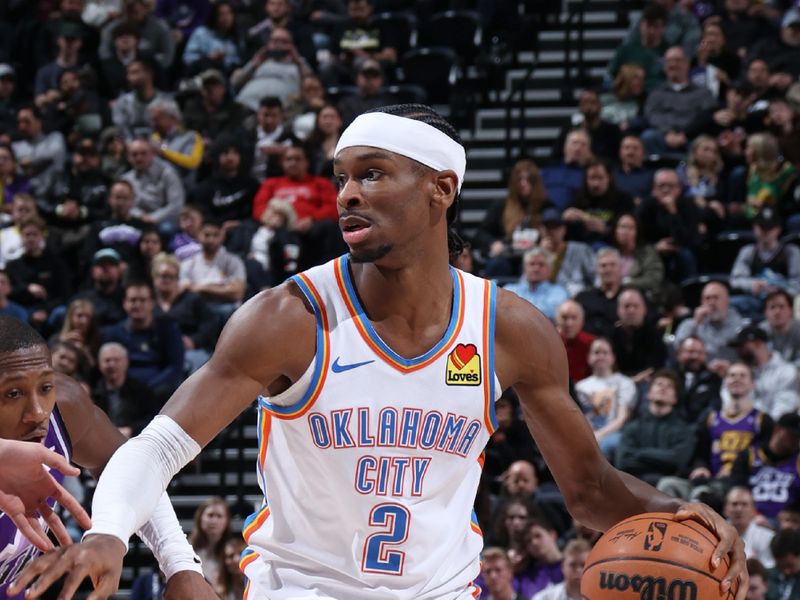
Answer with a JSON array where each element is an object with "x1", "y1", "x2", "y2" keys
[
  {"x1": 0, "y1": 315, "x2": 212, "y2": 599},
  {"x1": 731, "y1": 412, "x2": 800, "y2": 522},
  {"x1": 515, "y1": 516, "x2": 564, "y2": 598},
  {"x1": 0, "y1": 146, "x2": 31, "y2": 211}
]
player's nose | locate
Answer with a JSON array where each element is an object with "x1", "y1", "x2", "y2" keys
[
  {"x1": 23, "y1": 395, "x2": 49, "y2": 423},
  {"x1": 337, "y1": 178, "x2": 364, "y2": 209}
]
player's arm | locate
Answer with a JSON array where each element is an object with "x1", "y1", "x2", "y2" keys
[
  {"x1": 9, "y1": 374, "x2": 213, "y2": 599},
  {"x1": 495, "y1": 289, "x2": 747, "y2": 598},
  {"x1": 495, "y1": 290, "x2": 678, "y2": 526},
  {"x1": 11, "y1": 285, "x2": 315, "y2": 600}
]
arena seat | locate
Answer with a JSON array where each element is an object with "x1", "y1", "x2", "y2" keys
[
  {"x1": 419, "y1": 10, "x2": 482, "y2": 62},
  {"x1": 704, "y1": 230, "x2": 755, "y2": 274},
  {"x1": 398, "y1": 47, "x2": 459, "y2": 104},
  {"x1": 370, "y1": 11, "x2": 418, "y2": 58},
  {"x1": 385, "y1": 83, "x2": 428, "y2": 104},
  {"x1": 680, "y1": 274, "x2": 730, "y2": 309}
]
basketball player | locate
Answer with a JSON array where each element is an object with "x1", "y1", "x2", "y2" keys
[
  {"x1": 0, "y1": 439, "x2": 90, "y2": 553},
  {"x1": 12, "y1": 105, "x2": 748, "y2": 599},
  {"x1": 0, "y1": 316, "x2": 214, "y2": 599}
]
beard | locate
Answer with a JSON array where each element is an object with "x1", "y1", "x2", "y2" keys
[{"x1": 349, "y1": 244, "x2": 393, "y2": 264}]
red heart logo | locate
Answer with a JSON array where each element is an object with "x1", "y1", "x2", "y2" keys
[{"x1": 451, "y1": 343, "x2": 477, "y2": 370}]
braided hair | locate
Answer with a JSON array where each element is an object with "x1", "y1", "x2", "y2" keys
[{"x1": 365, "y1": 104, "x2": 465, "y2": 260}]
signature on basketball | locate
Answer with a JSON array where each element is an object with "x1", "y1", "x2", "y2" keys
[
  {"x1": 608, "y1": 528, "x2": 641, "y2": 544},
  {"x1": 600, "y1": 571, "x2": 698, "y2": 600}
]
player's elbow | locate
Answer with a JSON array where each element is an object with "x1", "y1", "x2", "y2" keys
[{"x1": 561, "y1": 469, "x2": 609, "y2": 528}]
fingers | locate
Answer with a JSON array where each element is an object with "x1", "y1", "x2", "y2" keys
[
  {"x1": 41, "y1": 504, "x2": 73, "y2": 548},
  {"x1": 37, "y1": 448, "x2": 81, "y2": 478},
  {"x1": 56, "y1": 565, "x2": 93, "y2": 600},
  {"x1": 49, "y1": 479, "x2": 91, "y2": 531},
  {"x1": 9, "y1": 512, "x2": 53, "y2": 553},
  {"x1": 7, "y1": 550, "x2": 63, "y2": 596},
  {"x1": 722, "y1": 538, "x2": 748, "y2": 599},
  {"x1": 86, "y1": 574, "x2": 117, "y2": 600}
]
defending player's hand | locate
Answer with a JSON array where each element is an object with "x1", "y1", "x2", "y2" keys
[
  {"x1": 0, "y1": 439, "x2": 92, "y2": 551},
  {"x1": 7, "y1": 534, "x2": 126, "y2": 600},
  {"x1": 675, "y1": 501, "x2": 749, "y2": 600},
  {"x1": 163, "y1": 570, "x2": 218, "y2": 599}
]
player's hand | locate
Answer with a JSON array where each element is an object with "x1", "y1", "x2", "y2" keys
[
  {"x1": 0, "y1": 440, "x2": 91, "y2": 552},
  {"x1": 8, "y1": 534, "x2": 126, "y2": 600},
  {"x1": 675, "y1": 502, "x2": 748, "y2": 600},
  {"x1": 164, "y1": 570, "x2": 218, "y2": 599}
]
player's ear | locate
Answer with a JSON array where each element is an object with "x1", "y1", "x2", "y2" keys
[{"x1": 431, "y1": 170, "x2": 457, "y2": 212}]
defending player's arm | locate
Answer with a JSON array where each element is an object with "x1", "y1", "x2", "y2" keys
[
  {"x1": 11, "y1": 285, "x2": 316, "y2": 600},
  {"x1": 495, "y1": 290, "x2": 747, "y2": 599},
  {"x1": 8, "y1": 374, "x2": 212, "y2": 599}
]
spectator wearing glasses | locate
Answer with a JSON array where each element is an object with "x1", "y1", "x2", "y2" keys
[
  {"x1": 152, "y1": 253, "x2": 219, "y2": 374},
  {"x1": 636, "y1": 168, "x2": 702, "y2": 283}
]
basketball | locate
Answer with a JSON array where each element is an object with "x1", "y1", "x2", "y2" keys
[{"x1": 581, "y1": 512, "x2": 737, "y2": 599}]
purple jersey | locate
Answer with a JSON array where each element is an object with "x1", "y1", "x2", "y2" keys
[
  {"x1": 707, "y1": 408, "x2": 766, "y2": 476},
  {"x1": 0, "y1": 407, "x2": 71, "y2": 599},
  {"x1": 748, "y1": 447, "x2": 800, "y2": 519}
]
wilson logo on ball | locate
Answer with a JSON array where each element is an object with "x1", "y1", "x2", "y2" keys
[
  {"x1": 599, "y1": 572, "x2": 698, "y2": 600},
  {"x1": 643, "y1": 521, "x2": 668, "y2": 551}
]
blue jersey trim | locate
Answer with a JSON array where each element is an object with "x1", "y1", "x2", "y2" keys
[{"x1": 340, "y1": 254, "x2": 462, "y2": 368}]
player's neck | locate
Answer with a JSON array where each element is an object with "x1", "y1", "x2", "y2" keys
[{"x1": 350, "y1": 255, "x2": 454, "y2": 353}]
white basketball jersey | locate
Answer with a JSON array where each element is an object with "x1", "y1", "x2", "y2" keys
[{"x1": 240, "y1": 255, "x2": 500, "y2": 599}]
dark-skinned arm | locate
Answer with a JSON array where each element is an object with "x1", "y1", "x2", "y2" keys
[
  {"x1": 494, "y1": 289, "x2": 747, "y2": 598},
  {"x1": 495, "y1": 290, "x2": 681, "y2": 527},
  {"x1": 10, "y1": 374, "x2": 214, "y2": 600},
  {"x1": 11, "y1": 284, "x2": 317, "y2": 600}
]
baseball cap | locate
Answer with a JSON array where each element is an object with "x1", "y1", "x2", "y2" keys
[
  {"x1": 92, "y1": 248, "x2": 121, "y2": 265},
  {"x1": 359, "y1": 59, "x2": 383, "y2": 77},
  {"x1": 727, "y1": 324, "x2": 769, "y2": 347},
  {"x1": 0, "y1": 64, "x2": 15, "y2": 79},
  {"x1": 777, "y1": 412, "x2": 800, "y2": 436},
  {"x1": 75, "y1": 137, "x2": 99, "y2": 155},
  {"x1": 754, "y1": 206, "x2": 781, "y2": 229},
  {"x1": 540, "y1": 207, "x2": 565, "y2": 226},
  {"x1": 199, "y1": 69, "x2": 226, "y2": 87},
  {"x1": 59, "y1": 20, "x2": 84, "y2": 39},
  {"x1": 783, "y1": 7, "x2": 800, "y2": 28}
]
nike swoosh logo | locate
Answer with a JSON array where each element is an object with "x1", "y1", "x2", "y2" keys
[{"x1": 331, "y1": 357, "x2": 375, "y2": 373}]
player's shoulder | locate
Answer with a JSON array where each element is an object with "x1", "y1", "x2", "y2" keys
[
  {"x1": 54, "y1": 372, "x2": 95, "y2": 436},
  {"x1": 214, "y1": 279, "x2": 317, "y2": 366}
]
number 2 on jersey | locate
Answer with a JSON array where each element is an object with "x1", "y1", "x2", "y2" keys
[{"x1": 361, "y1": 503, "x2": 411, "y2": 575}]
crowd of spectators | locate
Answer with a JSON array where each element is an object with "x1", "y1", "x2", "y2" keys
[
  {"x1": 466, "y1": 0, "x2": 800, "y2": 597},
  {"x1": 2, "y1": 0, "x2": 800, "y2": 598}
]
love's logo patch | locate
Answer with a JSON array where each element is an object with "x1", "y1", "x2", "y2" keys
[{"x1": 446, "y1": 343, "x2": 481, "y2": 386}]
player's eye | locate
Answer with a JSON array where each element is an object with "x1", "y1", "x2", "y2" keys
[
  {"x1": 41, "y1": 383, "x2": 54, "y2": 394},
  {"x1": 364, "y1": 170, "x2": 382, "y2": 181},
  {"x1": 334, "y1": 174, "x2": 347, "y2": 189},
  {"x1": 4, "y1": 388, "x2": 21, "y2": 400}
]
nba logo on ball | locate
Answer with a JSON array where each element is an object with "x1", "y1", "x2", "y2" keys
[
  {"x1": 445, "y1": 343, "x2": 481, "y2": 386},
  {"x1": 643, "y1": 522, "x2": 667, "y2": 551},
  {"x1": 581, "y1": 513, "x2": 738, "y2": 599}
]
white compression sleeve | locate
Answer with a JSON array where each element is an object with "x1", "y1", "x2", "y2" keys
[
  {"x1": 84, "y1": 415, "x2": 201, "y2": 550},
  {"x1": 136, "y1": 493, "x2": 203, "y2": 580}
]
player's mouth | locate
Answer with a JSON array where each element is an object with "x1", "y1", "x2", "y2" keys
[
  {"x1": 21, "y1": 428, "x2": 48, "y2": 443},
  {"x1": 340, "y1": 215, "x2": 373, "y2": 245}
]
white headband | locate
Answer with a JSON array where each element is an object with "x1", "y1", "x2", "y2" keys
[{"x1": 335, "y1": 112, "x2": 466, "y2": 192}]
